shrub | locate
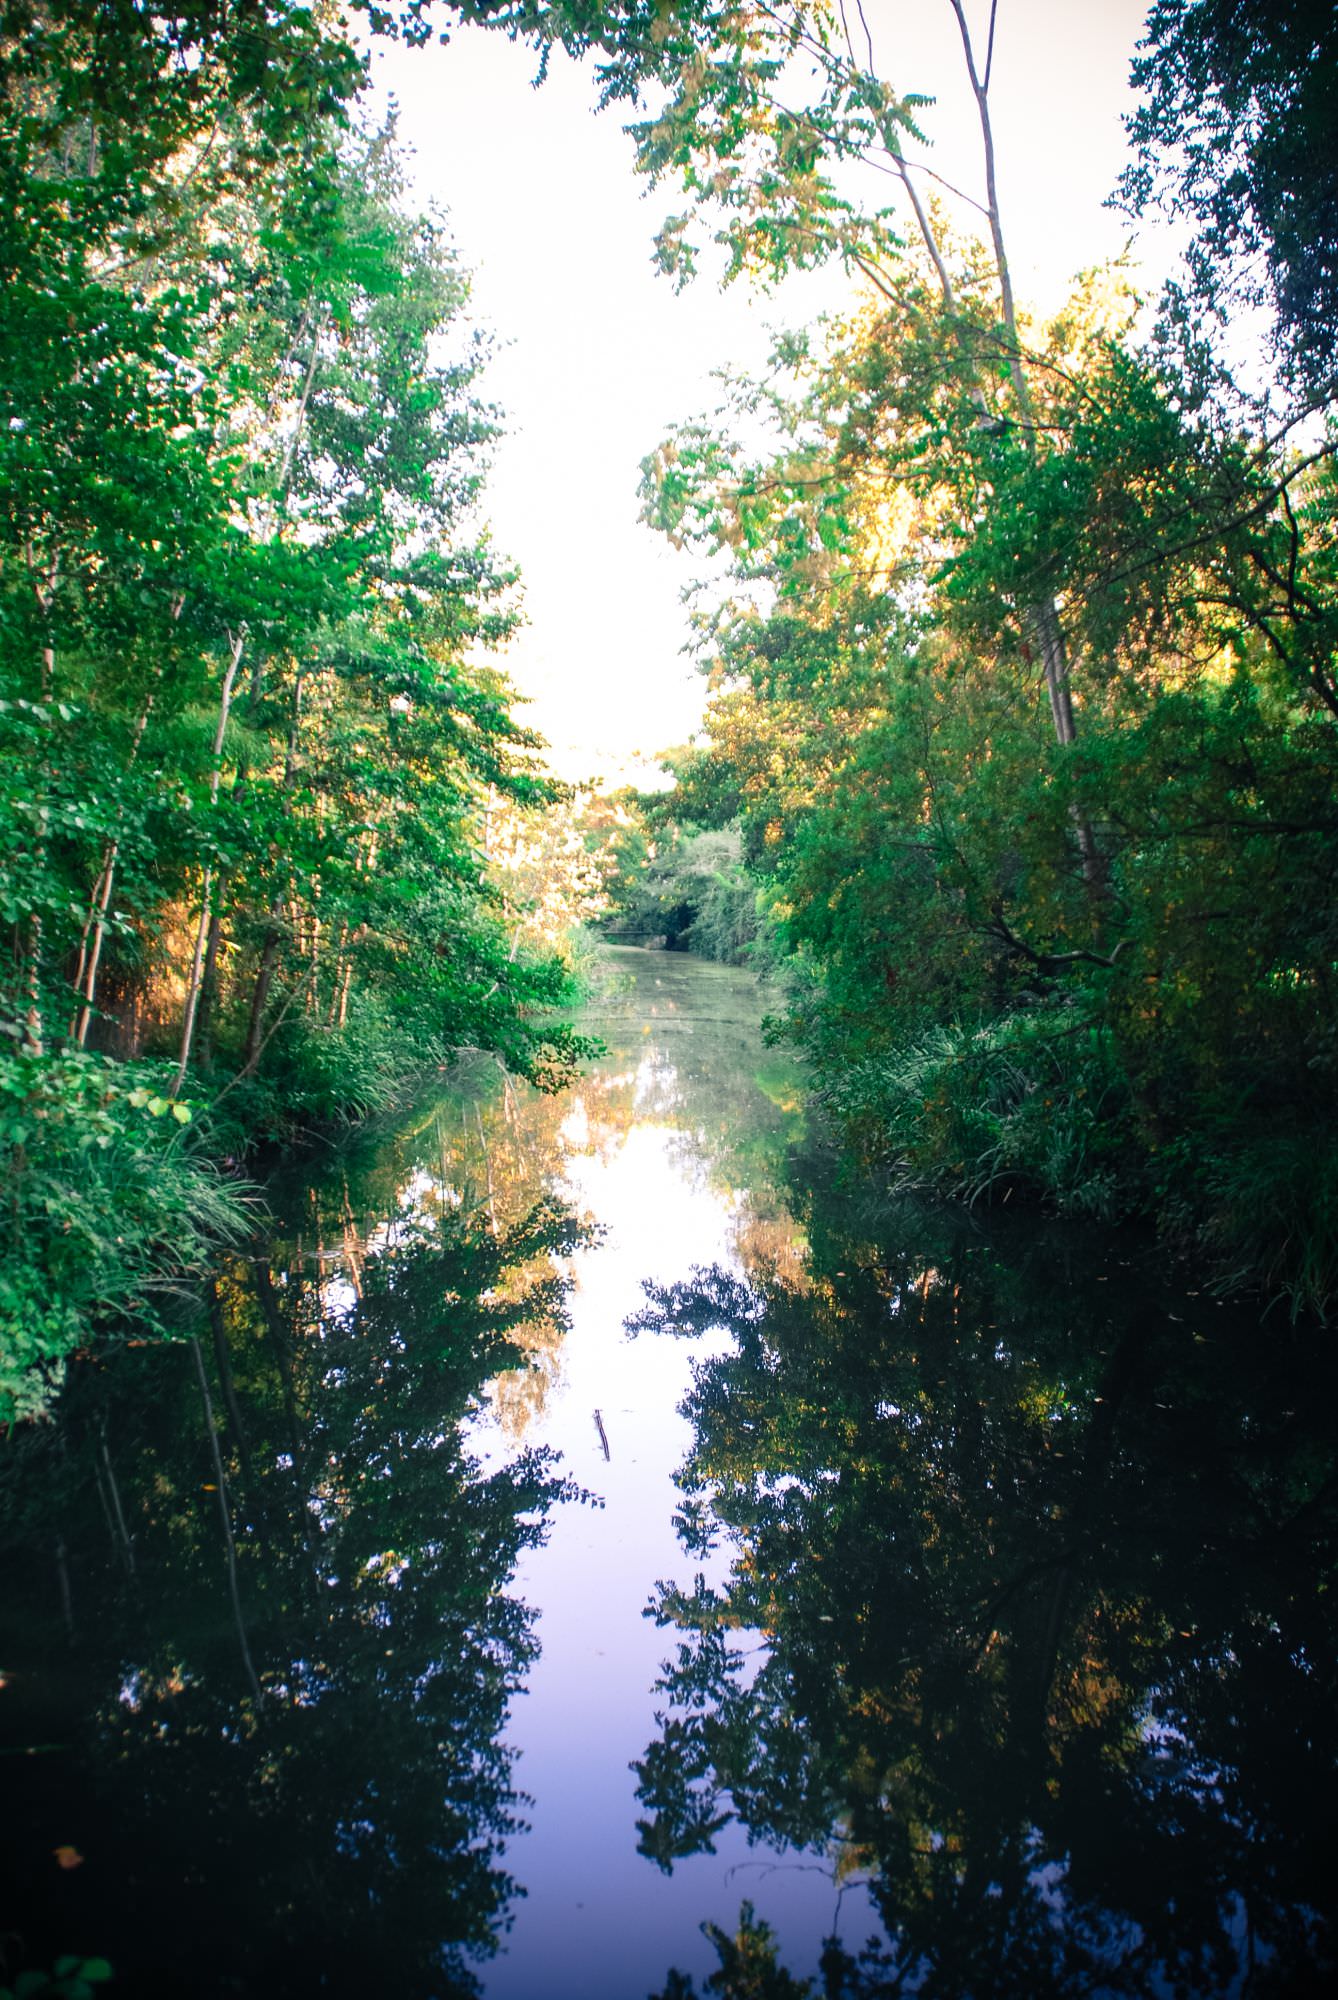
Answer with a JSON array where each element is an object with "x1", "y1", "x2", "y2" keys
[
  {"x1": 1157, "y1": 1118, "x2": 1338, "y2": 1321},
  {"x1": 262, "y1": 994, "x2": 437, "y2": 1127},
  {"x1": 819, "y1": 1009, "x2": 1135, "y2": 1220},
  {"x1": 0, "y1": 1048, "x2": 253, "y2": 1423}
]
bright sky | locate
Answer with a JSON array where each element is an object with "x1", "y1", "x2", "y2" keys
[{"x1": 367, "y1": 1, "x2": 1161, "y2": 782}]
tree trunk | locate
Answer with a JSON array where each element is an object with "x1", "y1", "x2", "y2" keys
[
  {"x1": 207, "y1": 1278, "x2": 255, "y2": 1498},
  {"x1": 240, "y1": 917, "x2": 283, "y2": 1076},
  {"x1": 196, "y1": 889, "x2": 229, "y2": 1066},
  {"x1": 22, "y1": 642, "x2": 56, "y2": 1055},
  {"x1": 914, "y1": 8, "x2": 1104, "y2": 893},
  {"x1": 97, "y1": 1422, "x2": 137, "y2": 1579},
  {"x1": 238, "y1": 669, "x2": 305, "y2": 1073},
  {"x1": 190, "y1": 1330, "x2": 263, "y2": 1705},
  {"x1": 71, "y1": 670, "x2": 162, "y2": 1045},
  {"x1": 173, "y1": 630, "x2": 245, "y2": 1096}
]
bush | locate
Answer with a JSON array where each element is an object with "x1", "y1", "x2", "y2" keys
[
  {"x1": 819, "y1": 1009, "x2": 1135, "y2": 1221},
  {"x1": 262, "y1": 994, "x2": 438, "y2": 1127},
  {"x1": 0, "y1": 1047, "x2": 253, "y2": 1423},
  {"x1": 601, "y1": 826, "x2": 766, "y2": 963},
  {"x1": 1157, "y1": 1117, "x2": 1338, "y2": 1320}
]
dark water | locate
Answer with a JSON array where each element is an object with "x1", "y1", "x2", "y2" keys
[{"x1": 2, "y1": 949, "x2": 1336, "y2": 1998}]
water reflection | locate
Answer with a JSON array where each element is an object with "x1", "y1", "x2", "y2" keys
[
  {"x1": 0, "y1": 949, "x2": 817, "y2": 2000},
  {"x1": 632, "y1": 1199, "x2": 1338, "y2": 1996},
  {"x1": 0, "y1": 1200, "x2": 589, "y2": 1997},
  {"x1": 9, "y1": 951, "x2": 1331, "y2": 1997}
]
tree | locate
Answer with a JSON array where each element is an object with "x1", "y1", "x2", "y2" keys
[
  {"x1": 596, "y1": 2, "x2": 1338, "y2": 1304},
  {"x1": 1120, "y1": 0, "x2": 1338, "y2": 400},
  {"x1": 0, "y1": 15, "x2": 597, "y2": 1413}
]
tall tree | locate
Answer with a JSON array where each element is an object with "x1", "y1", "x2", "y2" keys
[{"x1": 1119, "y1": 0, "x2": 1338, "y2": 400}]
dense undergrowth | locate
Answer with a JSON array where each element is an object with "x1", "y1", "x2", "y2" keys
[
  {"x1": 610, "y1": 621, "x2": 1338, "y2": 1318},
  {"x1": 595, "y1": 0, "x2": 1338, "y2": 1316},
  {"x1": 0, "y1": 1049, "x2": 253, "y2": 1422},
  {"x1": 0, "y1": 6, "x2": 598, "y2": 1421}
]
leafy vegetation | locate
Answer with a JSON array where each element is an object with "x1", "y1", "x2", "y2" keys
[
  {"x1": 574, "y1": 0, "x2": 1338, "y2": 1311},
  {"x1": 0, "y1": 5, "x2": 598, "y2": 1414},
  {"x1": 0, "y1": 1045, "x2": 253, "y2": 1421},
  {"x1": 8, "y1": 7, "x2": 1338, "y2": 1991},
  {"x1": 600, "y1": 819, "x2": 766, "y2": 961}
]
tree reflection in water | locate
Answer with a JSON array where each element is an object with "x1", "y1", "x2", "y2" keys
[
  {"x1": 632, "y1": 1201, "x2": 1338, "y2": 1998},
  {"x1": 0, "y1": 1198, "x2": 590, "y2": 1998}
]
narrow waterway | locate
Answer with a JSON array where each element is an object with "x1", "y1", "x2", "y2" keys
[{"x1": 2, "y1": 948, "x2": 1336, "y2": 1997}]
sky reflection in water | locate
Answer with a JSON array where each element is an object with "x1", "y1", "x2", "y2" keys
[{"x1": 2, "y1": 948, "x2": 1335, "y2": 1997}]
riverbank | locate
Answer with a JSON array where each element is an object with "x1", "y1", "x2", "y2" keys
[{"x1": 0, "y1": 965, "x2": 600, "y2": 1426}]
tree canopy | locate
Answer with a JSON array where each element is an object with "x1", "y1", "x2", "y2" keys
[
  {"x1": 579, "y1": 0, "x2": 1338, "y2": 1310},
  {"x1": 1120, "y1": 0, "x2": 1338, "y2": 399},
  {"x1": 0, "y1": 2, "x2": 597, "y2": 1418}
]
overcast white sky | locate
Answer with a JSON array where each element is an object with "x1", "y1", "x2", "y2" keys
[{"x1": 367, "y1": 1, "x2": 1161, "y2": 781}]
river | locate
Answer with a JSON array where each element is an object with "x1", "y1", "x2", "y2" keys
[{"x1": 2, "y1": 947, "x2": 1336, "y2": 1997}]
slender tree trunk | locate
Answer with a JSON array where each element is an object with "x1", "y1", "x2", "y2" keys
[
  {"x1": 21, "y1": 912, "x2": 45, "y2": 1056},
  {"x1": 195, "y1": 890, "x2": 228, "y2": 1066},
  {"x1": 97, "y1": 1422, "x2": 137, "y2": 1579},
  {"x1": 71, "y1": 664, "x2": 163, "y2": 1045},
  {"x1": 240, "y1": 919, "x2": 283, "y2": 1076},
  {"x1": 22, "y1": 642, "x2": 56, "y2": 1056},
  {"x1": 324, "y1": 822, "x2": 376, "y2": 1029},
  {"x1": 335, "y1": 955, "x2": 353, "y2": 1031},
  {"x1": 252, "y1": 1257, "x2": 321, "y2": 1602},
  {"x1": 19, "y1": 540, "x2": 59, "y2": 1056},
  {"x1": 207, "y1": 1278, "x2": 256, "y2": 1498},
  {"x1": 340, "y1": 1186, "x2": 365, "y2": 1299},
  {"x1": 325, "y1": 923, "x2": 349, "y2": 1027},
  {"x1": 872, "y1": 5, "x2": 1104, "y2": 895},
  {"x1": 174, "y1": 630, "x2": 245, "y2": 1096},
  {"x1": 252, "y1": 1259, "x2": 306, "y2": 1469},
  {"x1": 476, "y1": 1104, "x2": 499, "y2": 1235},
  {"x1": 71, "y1": 844, "x2": 118, "y2": 1046},
  {"x1": 180, "y1": 303, "x2": 316, "y2": 1084},
  {"x1": 239, "y1": 670, "x2": 304, "y2": 1073}
]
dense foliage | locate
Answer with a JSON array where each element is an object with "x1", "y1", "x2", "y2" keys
[
  {"x1": 634, "y1": 1187, "x2": 1338, "y2": 1995},
  {"x1": 587, "y1": 0, "x2": 1338, "y2": 1311},
  {"x1": 0, "y1": 4, "x2": 594, "y2": 1416},
  {"x1": 599, "y1": 817, "x2": 765, "y2": 960},
  {"x1": 1119, "y1": 0, "x2": 1338, "y2": 398},
  {"x1": 7, "y1": 0, "x2": 1338, "y2": 1400}
]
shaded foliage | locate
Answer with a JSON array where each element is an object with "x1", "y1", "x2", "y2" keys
[
  {"x1": 633, "y1": 1186, "x2": 1338, "y2": 1995},
  {"x1": 0, "y1": 15, "x2": 597, "y2": 1413},
  {"x1": 1120, "y1": 0, "x2": 1338, "y2": 397},
  {"x1": 0, "y1": 1178, "x2": 593, "y2": 1995}
]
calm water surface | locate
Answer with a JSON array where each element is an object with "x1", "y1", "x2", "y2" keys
[{"x1": 2, "y1": 948, "x2": 1336, "y2": 1997}]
